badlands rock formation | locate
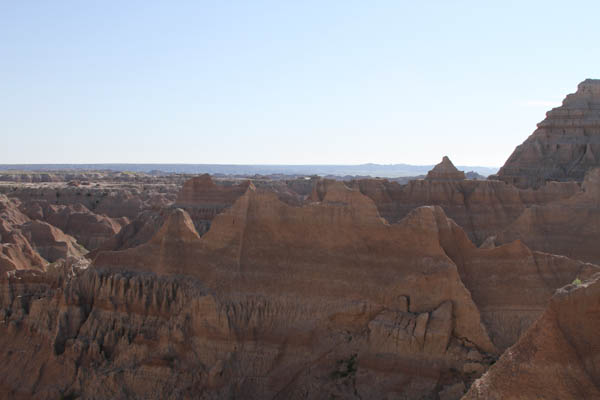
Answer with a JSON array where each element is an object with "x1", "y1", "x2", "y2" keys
[
  {"x1": 425, "y1": 156, "x2": 466, "y2": 181},
  {"x1": 353, "y1": 172, "x2": 579, "y2": 245},
  {"x1": 19, "y1": 220, "x2": 86, "y2": 262},
  {"x1": 174, "y1": 174, "x2": 251, "y2": 234},
  {"x1": 0, "y1": 179, "x2": 593, "y2": 399},
  {"x1": 88, "y1": 209, "x2": 169, "y2": 255},
  {"x1": 490, "y1": 167, "x2": 600, "y2": 264},
  {"x1": 4, "y1": 80, "x2": 600, "y2": 398},
  {"x1": 494, "y1": 79, "x2": 600, "y2": 188},
  {"x1": 20, "y1": 201, "x2": 125, "y2": 251},
  {"x1": 0, "y1": 195, "x2": 47, "y2": 272},
  {"x1": 465, "y1": 273, "x2": 600, "y2": 399},
  {"x1": 0, "y1": 195, "x2": 85, "y2": 271}
]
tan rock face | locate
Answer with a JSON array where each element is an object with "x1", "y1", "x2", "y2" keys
[
  {"x1": 1, "y1": 167, "x2": 599, "y2": 398},
  {"x1": 19, "y1": 220, "x2": 86, "y2": 262},
  {"x1": 354, "y1": 177, "x2": 579, "y2": 245},
  {"x1": 87, "y1": 209, "x2": 169, "y2": 256},
  {"x1": 0, "y1": 195, "x2": 47, "y2": 272},
  {"x1": 2, "y1": 181, "x2": 580, "y2": 398},
  {"x1": 464, "y1": 273, "x2": 600, "y2": 400},
  {"x1": 90, "y1": 175, "x2": 252, "y2": 255},
  {"x1": 1, "y1": 183, "x2": 501, "y2": 399},
  {"x1": 425, "y1": 156, "x2": 466, "y2": 181},
  {"x1": 174, "y1": 174, "x2": 251, "y2": 235},
  {"x1": 495, "y1": 79, "x2": 600, "y2": 188},
  {"x1": 21, "y1": 201, "x2": 126, "y2": 251},
  {"x1": 492, "y1": 167, "x2": 600, "y2": 264}
]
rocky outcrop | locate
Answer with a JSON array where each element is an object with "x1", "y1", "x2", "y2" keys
[
  {"x1": 464, "y1": 273, "x2": 600, "y2": 399},
  {"x1": 491, "y1": 167, "x2": 600, "y2": 264},
  {"x1": 88, "y1": 209, "x2": 169, "y2": 256},
  {"x1": 90, "y1": 175, "x2": 253, "y2": 255},
  {"x1": 174, "y1": 174, "x2": 251, "y2": 235},
  {"x1": 0, "y1": 195, "x2": 47, "y2": 272},
  {"x1": 78, "y1": 183, "x2": 500, "y2": 398},
  {"x1": 425, "y1": 156, "x2": 466, "y2": 181},
  {"x1": 353, "y1": 177, "x2": 579, "y2": 245},
  {"x1": 88, "y1": 183, "x2": 600, "y2": 397},
  {"x1": 20, "y1": 201, "x2": 126, "y2": 251},
  {"x1": 4, "y1": 182, "x2": 177, "y2": 220},
  {"x1": 19, "y1": 220, "x2": 86, "y2": 262},
  {"x1": 2, "y1": 172, "x2": 599, "y2": 398},
  {"x1": 0, "y1": 249, "x2": 492, "y2": 399},
  {"x1": 494, "y1": 79, "x2": 600, "y2": 188}
]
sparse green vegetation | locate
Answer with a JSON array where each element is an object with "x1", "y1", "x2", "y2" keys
[
  {"x1": 331, "y1": 353, "x2": 358, "y2": 379},
  {"x1": 572, "y1": 278, "x2": 582, "y2": 286}
]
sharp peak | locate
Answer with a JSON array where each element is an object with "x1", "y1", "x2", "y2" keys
[{"x1": 153, "y1": 207, "x2": 200, "y2": 242}]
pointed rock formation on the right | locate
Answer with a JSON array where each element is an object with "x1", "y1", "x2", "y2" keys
[
  {"x1": 425, "y1": 156, "x2": 466, "y2": 181},
  {"x1": 494, "y1": 79, "x2": 600, "y2": 188}
]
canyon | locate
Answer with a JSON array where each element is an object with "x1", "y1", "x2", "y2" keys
[{"x1": 2, "y1": 80, "x2": 600, "y2": 399}]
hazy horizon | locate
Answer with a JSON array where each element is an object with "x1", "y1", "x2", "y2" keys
[
  {"x1": 2, "y1": 1, "x2": 599, "y2": 165},
  {"x1": 0, "y1": 162, "x2": 499, "y2": 179}
]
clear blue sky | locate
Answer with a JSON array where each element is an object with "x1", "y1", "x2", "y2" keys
[{"x1": 2, "y1": 1, "x2": 598, "y2": 166}]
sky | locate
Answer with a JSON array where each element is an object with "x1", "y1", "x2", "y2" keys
[{"x1": 1, "y1": 1, "x2": 599, "y2": 166}]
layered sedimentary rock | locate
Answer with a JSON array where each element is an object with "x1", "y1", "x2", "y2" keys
[
  {"x1": 20, "y1": 201, "x2": 125, "y2": 251},
  {"x1": 431, "y1": 209, "x2": 598, "y2": 350},
  {"x1": 494, "y1": 79, "x2": 600, "y2": 188},
  {"x1": 465, "y1": 273, "x2": 600, "y2": 399},
  {"x1": 4, "y1": 182, "x2": 177, "y2": 220},
  {"x1": 19, "y1": 220, "x2": 86, "y2": 262},
  {"x1": 5, "y1": 79, "x2": 600, "y2": 399},
  {"x1": 2, "y1": 183, "x2": 494, "y2": 399},
  {"x1": 353, "y1": 177, "x2": 579, "y2": 245},
  {"x1": 425, "y1": 156, "x2": 465, "y2": 181},
  {"x1": 490, "y1": 167, "x2": 600, "y2": 264},
  {"x1": 0, "y1": 181, "x2": 579, "y2": 399},
  {"x1": 96, "y1": 184, "x2": 594, "y2": 353},
  {"x1": 0, "y1": 196, "x2": 47, "y2": 272},
  {"x1": 173, "y1": 174, "x2": 251, "y2": 234},
  {"x1": 88, "y1": 209, "x2": 169, "y2": 255},
  {"x1": 0, "y1": 195, "x2": 88, "y2": 271}
]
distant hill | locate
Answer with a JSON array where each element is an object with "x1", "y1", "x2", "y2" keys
[{"x1": 0, "y1": 163, "x2": 498, "y2": 178}]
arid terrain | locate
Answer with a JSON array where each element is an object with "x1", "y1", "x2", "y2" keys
[{"x1": 2, "y1": 80, "x2": 600, "y2": 399}]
